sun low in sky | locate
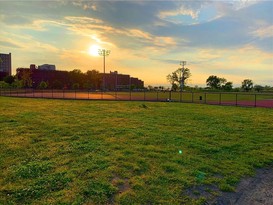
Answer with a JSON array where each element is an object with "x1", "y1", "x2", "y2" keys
[
  {"x1": 88, "y1": 45, "x2": 101, "y2": 57},
  {"x1": 0, "y1": 0, "x2": 272, "y2": 87}
]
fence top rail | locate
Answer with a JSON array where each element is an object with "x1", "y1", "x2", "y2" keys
[{"x1": 1, "y1": 88, "x2": 273, "y2": 95}]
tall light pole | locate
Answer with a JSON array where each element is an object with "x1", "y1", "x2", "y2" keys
[
  {"x1": 179, "y1": 61, "x2": 186, "y2": 92},
  {"x1": 98, "y1": 49, "x2": 111, "y2": 91}
]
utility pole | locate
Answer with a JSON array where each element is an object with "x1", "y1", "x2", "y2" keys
[
  {"x1": 98, "y1": 49, "x2": 111, "y2": 91},
  {"x1": 179, "y1": 61, "x2": 186, "y2": 92}
]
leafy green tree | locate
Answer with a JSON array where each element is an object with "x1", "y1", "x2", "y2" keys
[
  {"x1": 38, "y1": 81, "x2": 48, "y2": 89},
  {"x1": 52, "y1": 80, "x2": 63, "y2": 89},
  {"x1": 178, "y1": 67, "x2": 191, "y2": 91},
  {"x1": 219, "y1": 78, "x2": 227, "y2": 87},
  {"x1": 241, "y1": 79, "x2": 253, "y2": 92},
  {"x1": 69, "y1": 69, "x2": 84, "y2": 88},
  {"x1": 158, "y1": 86, "x2": 164, "y2": 91},
  {"x1": 130, "y1": 84, "x2": 136, "y2": 91},
  {"x1": 0, "y1": 81, "x2": 10, "y2": 88},
  {"x1": 222, "y1": 81, "x2": 233, "y2": 91},
  {"x1": 254, "y1": 85, "x2": 263, "y2": 92},
  {"x1": 264, "y1": 85, "x2": 273, "y2": 92},
  {"x1": 147, "y1": 85, "x2": 154, "y2": 91},
  {"x1": 206, "y1": 75, "x2": 221, "y2": 89},
  {"x1": 21, "y1": 69, "x2": 32, "y2": 88},
  {"x1": 83, "y1": 82, "x2": 91, "y2": 89},
  {"x1": 171, "y1": 83, "x2": 179, "y2": 91},
  {"x1": 3, "y1": 75, "x2": 15, "y2": 84},
  {"x1": 167, "y1": 68, "x2": 191, "y2": 91},
  {"x1": 12, "y1": 80, "x2": 24, "y2": 88},
  {"x1": 167, "y1": 71, "x2": 178, "y2": 91},
  {"x1": 85, "y1": 70, "x2": 101, "y2": 90},
  {"x1": 72, "y1": 83, "x2": 80, "y2": 90},
  {"x1": 206, "y1": 75, "x2": 232, "y2": 90}
]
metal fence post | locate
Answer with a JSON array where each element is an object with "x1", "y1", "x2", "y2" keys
[
  {"x1": 157, "y1": 91, "x2": 159, "y2": 101},
  {"x1": 236, "y1": 93, "x2": 238, "y2": 106},
  {"x1": 219, "y1": 93, "x2": 222, "y2": 105},
  {"x1": 180, "y1": 91, "x2": 182, "y2": 102},
  {"x1": 169, "y1": 91, "x2": 171, "y2": 101},
  {"x1": 192, "y1": 92, "x2": 194, "y2": 103},
  {"x1": 204, "y1": 93, "x2": 207, "y2": 104},
  {"x1": 144, "y1": 90, "x2": 146, "y2": 101},
  {"x1": 254, "y1": 94, "x2": 257, "y2": 107}
]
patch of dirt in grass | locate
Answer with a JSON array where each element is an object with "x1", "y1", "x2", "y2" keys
[
  {"x1": 184, "y1": 184, "x2": 220, "y2": 200},
  {"x1": 111, "y1": 176, "x2": 130, "y2": 194},
  {"x1": 182, "y1": 166, "x2": 273, "y2": 205},
  {"x1": 210, "y1": 166, "x2": 273, "y2": 205},
  {"x1": 117, "y1": 178, "x2": 130, "y2": 194},
  {"x1": 109, "y1": 176, "x2": 131, "y2": 204}
]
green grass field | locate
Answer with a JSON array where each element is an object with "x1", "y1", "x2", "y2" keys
[{"x1": 0, "y1": 97, "x2": 272, "y2": 204}]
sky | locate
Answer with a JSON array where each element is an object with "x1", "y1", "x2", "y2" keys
[{"x1": 0, "y1": 0, "x2": 272, "y2": 87}]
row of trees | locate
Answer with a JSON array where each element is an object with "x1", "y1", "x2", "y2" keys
[
  {"x1": 0, "y1": 69, "x2": 102, "y2": 90},
  {"x1": 166, "y1": 67, "x2": 271, "y2": 92},
  {"x1": 205, "y1": 76, "x2": 264, "y2": 92}
]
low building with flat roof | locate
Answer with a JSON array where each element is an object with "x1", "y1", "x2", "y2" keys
[{"x1": 38, "y1": 64, "x2": 56, "y2": 71}]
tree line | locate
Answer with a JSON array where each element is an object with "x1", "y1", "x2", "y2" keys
[
  {"x1": 0, "y1": 69, "x2": 102, "y2": 90},
  {"x1": 167, "y1": 68, "x2": 272, "y2": 92}
]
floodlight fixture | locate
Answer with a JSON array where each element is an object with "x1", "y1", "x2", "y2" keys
[{"x1": 98, "y1": 49, "x2": 111, "y2": 91}]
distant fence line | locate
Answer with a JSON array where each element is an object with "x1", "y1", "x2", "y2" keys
[{"x1": 0, "y1": 88, "x2": 272, "y2": 108}]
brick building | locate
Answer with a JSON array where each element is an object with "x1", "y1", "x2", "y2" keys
[
  {"x1": 16, "y1": 66, "x2": 69, "y2": 88},
  {"x1": 103, "y1": 71, "x2": 144, "y2": 90},
  {"x1": 16, "y1": 66, "x2": 144, "y2": 90}
]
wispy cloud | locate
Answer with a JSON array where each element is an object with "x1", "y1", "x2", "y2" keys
[
  {"x1": 0, "y1": 40, "x2": 22, "y2": 49},
  {"x1": 252, "y1": 25, "x2": 273, "y2": 39}
]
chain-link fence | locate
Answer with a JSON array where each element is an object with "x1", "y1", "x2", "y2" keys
[{"x1": 0, "y1": 88, "x2": 272, "y2": 108}]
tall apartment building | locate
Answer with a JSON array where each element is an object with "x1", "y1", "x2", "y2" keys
[{"x1": 0, "y1": 53, "x2": 12, "y2": 76}]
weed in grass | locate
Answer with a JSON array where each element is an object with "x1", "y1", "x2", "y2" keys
[
  {"x1": 162, "y1": 163, "x2": 179, "y2": 173},
  {"x1": 219, "y1": 183, "x2": 235, "y2": 192},
  {"x1": 196, "y1": 171, "x2": 206, "y2": 183},
  {"x1": 83, "y1": 180, "x2": 117, "y2": 203},
  {"x1": 13, "y1": 161, "x2": 53, "y2": 179},
  {"x1": 139, "y1": 104, "x2": 148, "y2": 109},
  {"x1": 9, "y1": 172, "x2": 71, "y2": 203}
]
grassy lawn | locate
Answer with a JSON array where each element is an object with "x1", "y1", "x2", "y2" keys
[{"x1": 0, "y1": 97, "x2": 272, "y2": 204}]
